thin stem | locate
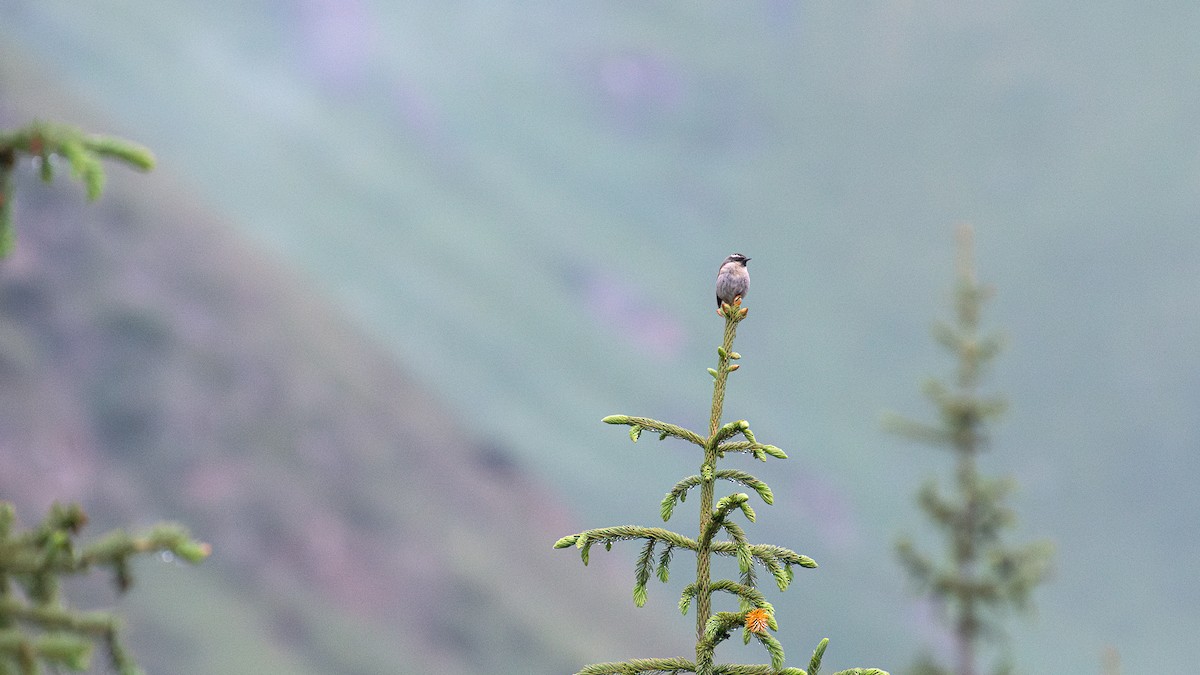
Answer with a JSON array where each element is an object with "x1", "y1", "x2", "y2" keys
[
  {"x1": 955, "y1": 451, "x2": 978, "y2": 675},
  {"x1": 695, "y1": 436, "x2": 717, "y2": 666},
  {"x1": 953, "y1": 228, "x2": 981, "y2": 675},
  {"x1": 696, "y1": 305, "x2": 744, "y2": 675}
]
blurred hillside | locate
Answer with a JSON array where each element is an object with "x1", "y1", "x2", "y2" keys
[
  {"x1": 0, "y1": 100, "x2": 684, "y2": 673},
  {"x1": 3, "y1": 2, "x2": 1200, "y2": 673}
]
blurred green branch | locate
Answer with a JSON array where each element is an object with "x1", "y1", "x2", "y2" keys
[
  {"x1": 0, "y1": 120, "x2": 154, "y2": 257},
  {"x1": 0, "y1": 502, "x2": 208, "y2": 675}
]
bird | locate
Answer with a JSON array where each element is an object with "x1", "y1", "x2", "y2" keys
[{"x1": 715, "y1": 253, "x2": 750, "y2": 308}]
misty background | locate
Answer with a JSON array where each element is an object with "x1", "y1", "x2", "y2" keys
[{"x1": 1, "y1": 2, "x2": 1197, "y2": 673}]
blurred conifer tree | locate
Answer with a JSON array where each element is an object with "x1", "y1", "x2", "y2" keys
[{"x1": 885, "y1": 225, "x2": 1053, "y2": 675}]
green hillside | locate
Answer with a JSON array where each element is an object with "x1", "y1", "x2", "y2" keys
[{"x1": 3, "y1": 2, "x2": 1199, "y2": 672}]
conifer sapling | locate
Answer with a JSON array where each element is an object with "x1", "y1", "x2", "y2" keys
[
  {"x1": 556, "y1": 276, "x2": 887, "y2": 675},
  {"x1": 885, "y1": 226, "x2": 1053, "y2": 675}
]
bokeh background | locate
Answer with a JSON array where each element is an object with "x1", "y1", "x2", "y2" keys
[{"x1": 2, "y1": 2, "x2": 1198, "y2": 673}]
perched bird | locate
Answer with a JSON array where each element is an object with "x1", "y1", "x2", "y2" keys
[{"x1": 715, "y1": 253, "x2": 750, "y2": 307}]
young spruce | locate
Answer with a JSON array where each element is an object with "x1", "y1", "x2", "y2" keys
[
  {"x1": 885, "y1": 226, "x2": 1053, "y2": 675},
  {"x1": 556, "y1": 296, "x2": 888, "y2": 675}
]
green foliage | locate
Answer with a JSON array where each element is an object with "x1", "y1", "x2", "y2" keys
[
  {"x1": 0, "y1": 121, "x2": 206, "y2": 674},
  {"x1": 0, "y1": 501, "x2": 208, "y2": 674},
  {"x1": 885, "y1": 226, "x2": 1053, "y2": 675},
  {"x1": 0, "y1": 121, "x2": 154, "y2": 257},
  {"x1": 557, "y1": 300, "x2": 887, "y2": 675}
]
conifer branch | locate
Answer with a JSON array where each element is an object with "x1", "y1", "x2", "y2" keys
[
  {"x1": 749, "y1": 630, "x2": 785, "y2": 671},
  {"x1": 0, "y1": 598, "x2": 117, "y2": 636},
  {"x1": 576, "y1": 660, "x2": 880, "y2": 675},
  {"x1": 661, "y1": 476, "x2": 703, "y2": 522},
  {"x1": 715, "y1": 441, "x2": 788, "y2": 460},
  {"x1": 679, "y1": 583, "x2": 698, "y2": 615},
  {"x1": 809, "y1": 638, "x2": 829, "y2": 675},
  {"x1": 576, "y1": 656, "x2": 696, "y2": 674},
  {"x1": 0, "y1": 501, "x2": 208, "y2": 675},
  {"x1": 603, "y1": 416, "x2": 706, "y2": 447},
  {"x1": 711, "y1": 542, "x2": 816, "y2": 571},
  {"x1": 895, "y1": 538, "x2": 934, "y2": 589},
  {"x1": 0, "y1": 631, "x2": 93, "y2": 672},
  {"x1": 634, "y1": 539, "x2": 657, "y2": 607},
  {"x1": 879, "y1": 412, "x2": 950, "y2": 447},
  {"x1": 709, "y1": 420, "x2": 749, "y2": 447},
  {"x1": 701, "y1": 494, "x2": 753, "y2": 545},
  {"x1": 554, "y1": 527, "x2": 699, "y2": 555},
  {"x1": 0, "y1": 121, "x2": 154, "y2": 257},
  {"x1": 663, "y1": 471, "x2": 772, "y2": 522},
  {"x1": 713, "y1": 667, "x2": 805, "y2": 675},
  {"x1": 736, "y1": 540, "x2": 759, "y2": 595},
  {"x1": 701, "y1": 611, "x2": 745, "y2": 648},
  {"x1": 708, "y1": 579, "x2": 772, "y2": 612},
  {"x1": 713, "y1": 471, "x2": 774, "y2": 504},
  {"x1": 719, "y1": 520, "x2": 753, "y2": 575},
  {"x1": 657, "y1": 545, "x2": 676, "y2": 583}
]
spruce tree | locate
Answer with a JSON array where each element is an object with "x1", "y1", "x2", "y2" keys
[
  {"x1": 885, "y1": 225, "x2": 1053, "y2": 675},
  {"x1": 556, "y1": 296, "x2": 888, "y2": 675},
  {"x1": 1, "y1": 121, "x2": 208, "y2": 674}
]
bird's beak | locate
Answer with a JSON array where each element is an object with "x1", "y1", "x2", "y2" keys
[{"x1": 744, "y1": 257, "x2": 751, "y2": 263}]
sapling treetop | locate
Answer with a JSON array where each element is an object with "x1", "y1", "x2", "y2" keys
[
  {"x1": 556, "y1": 289, "x2": 888, "y2": 675},
  {"x1": 885, "y1": 226, "x2": 1053, "y2": 675}
]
